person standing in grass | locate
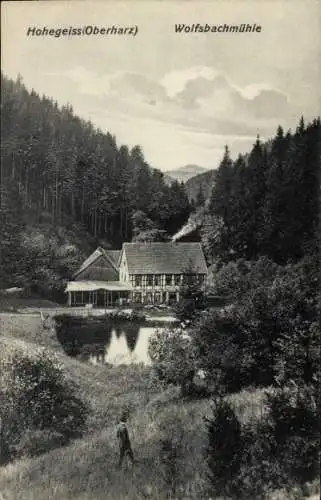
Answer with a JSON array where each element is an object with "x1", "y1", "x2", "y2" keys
[{"x1": 116, "y1": 411, "x2": 134, "y2": 468}]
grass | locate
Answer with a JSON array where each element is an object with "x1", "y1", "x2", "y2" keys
[
  {"x1": 0, "y1": 313, "x2": 319, "y2": 500},
  {"x1": 0, "y1": 295, "x2": 60, "y2": 312}
]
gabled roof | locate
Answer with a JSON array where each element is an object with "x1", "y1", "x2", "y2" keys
[
  {"x1": 122, "y1": 242, "x2": 207, "y2": 275},
  {"x1": 106, "y1": 250, "x2": 121, "y2": 267},
  {"x1": 73, "y1": 247, "x2": 119, "y2": 278}
]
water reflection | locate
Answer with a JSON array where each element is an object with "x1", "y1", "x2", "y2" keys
[
  {"x1": 123, "y1": 323, "x2": 140, "y2": 352},
  {"x1": 104, "y1": 327, "x2": 154, "y2": 366},
  {"x1": 56, "y1": 316, "x2": 157, "y2": 366}
]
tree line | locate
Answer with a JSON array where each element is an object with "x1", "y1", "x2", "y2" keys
[
  {"x1": 1, "y1": 73, "x2": 190, "y2": 243},
  {"x1": 0, "y1": 73, "x2": 190, "y2": 288},
  {"x1": 200, "y1": 118, "x2": 320, "y2": 265}
]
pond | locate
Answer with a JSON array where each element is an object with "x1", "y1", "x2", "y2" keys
[{"x1": 55, "y1": 315, "x2": 163, "y2": 366}]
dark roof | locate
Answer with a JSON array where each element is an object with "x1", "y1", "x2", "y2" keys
[
  {"x1": 73, "y1": 248, "x2": 102, "y2": 278},
  {"x1": 123, "y1": 242, "x2": 207, "y2": 275},
  {"x1": 73, "y1": 247, "x2": 119, "y2": 278},
  {"x1": 106, "y1": 250, "x2": 121, "y2": 267}
]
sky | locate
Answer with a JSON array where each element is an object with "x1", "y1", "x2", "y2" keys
[{"x1": 1, "y1": 0, "x2": 320, "y2": 172}]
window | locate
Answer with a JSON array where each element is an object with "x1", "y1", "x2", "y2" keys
[
  {"x1": 135, "y1": 275, "x2": 142, "y2": 287},
  {"x1": 146, "y1": 275, "x2": 153, "y2": 286},
  {"x1": 154, "y1": 275, "x2": 161, "y2": 286},
  {"x1": 154, "y1": 292, "x2": 161, "y2": 304},
  {"x1": 183, "y1": 274, "x2": 195, "y2": 285},
  {"x1": 133, "y1": 292, "x2": 141, "y2": 303},
  {"x1": 182, "y1": 274, "x2": 189, "y2": 285},
  {"x1": 174, "y1": 275, "x2": 181, "y2": 286},
  {"x1": 166, "y1": 274, "x2": 173, "y2": 286}
]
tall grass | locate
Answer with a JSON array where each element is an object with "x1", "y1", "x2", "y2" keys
[
  {"x1": 0, "y1": 380, "x2": 267, "y2": 500},
  {"x1": 0, "y1": 314, "x2": 318, "y2": 500}
]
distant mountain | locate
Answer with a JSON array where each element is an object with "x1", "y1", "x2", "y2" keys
[
  {"x1": 184, "y1": 169, "x2": 217, "y2": 202},
  {"x1": 166, "y1": 164, "x2": 209, "y2": 183}
]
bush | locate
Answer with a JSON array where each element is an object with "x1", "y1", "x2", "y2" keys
[
  {"x1": 174, "y1": 273, "x2": 205, "y2": 323},
  {"x1": 210, "y1": 257, "x2": 279, "y2": 302},
  {"x1": 193, "y1": 308, "x2": 254, "y2": 394},
  {"x1": 265, "y1": 384, "x2": 320, "y2": 483},
  {"x1": 204, "y1": 385, "x2": 320, "y2": 499},
  {"x1": 237, "y1": 384, "x2": 320, "y2": 497},
  {"x1": 158, "y1": 413, "x2": 184, "y2": 497},
  {"x1": 237, "y1": 422, "x2": 287, "y2": 498},
  {"x1": 192, "y1": 256, "x2": 320, "y2": 393},
  {"x1": 0, "y1": 344, "x2": 88, "y2": 463},
  {"x1": 174, "y1": 297, "x2": 199, "y2": 323},
  {"x1": 204, "y1": 398, "x2": 242, "y2": 497},
  {"x1": 148, "y1": 328, "x2": 197, "y2": 396}
]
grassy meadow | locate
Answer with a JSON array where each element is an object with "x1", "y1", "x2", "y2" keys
[{"x1": 0, "y1": 313, "x2": 319, "y2": 500}]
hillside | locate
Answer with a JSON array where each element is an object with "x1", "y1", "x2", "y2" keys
[
  {"x1": 1, "y1": 74, "x2": 190, "y2": 247},
  {"x1": 1, "y1": 313, "x2": 319, "y2": 500},
  {"x1": 166, "y1": 164, "x2": 210, "y2": 183},
  {"x1": 1, "y1": 73, "x2": 191, "y2": 292},
  {"x1": 0, "y1": 214, "x2": 98, "y2": 303},
  {"x1": 0, "y1": 313, "x2": 269, "y2": 500},
  {"x1": 184, "y1": 169, "x2": 217, "y2": 202}
]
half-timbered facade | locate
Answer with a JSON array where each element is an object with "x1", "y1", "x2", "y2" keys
[
  {"x1": 119, "y1": 242, "x2": 207, "y2": 305},
  {"x1": 66, "y1": 242, "x2": 207, "y2": 307}
]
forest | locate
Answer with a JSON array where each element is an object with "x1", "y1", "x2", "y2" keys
[
  {"x1": 0, "y1": 74, "x2": 190, "y2": 291},
  {"x1": 195, "y1": 117, "x2": 320, "y2": 266}
]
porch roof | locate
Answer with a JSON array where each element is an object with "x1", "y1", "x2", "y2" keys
[{"x1": 66, "y1": 281, "x2": 133, "y2": 292}]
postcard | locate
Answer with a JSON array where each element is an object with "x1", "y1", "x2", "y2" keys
[{"x1": 1, "y1": 1, "x2": 320, "y2": 499}]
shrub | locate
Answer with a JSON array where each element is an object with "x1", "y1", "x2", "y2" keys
[
  {"x1": 174, "y1": 297, "x2": 199, "y2": 323},
  {"x1": 0, "y1": 344, "x2": 88, "y2": 463},
  {"x1": 204, "y1": 385, "x2": 320, "y2": 499},
  {"x1": 148, "y1": 328, "x2": 197, "y2": 396},
  {"x1": 265, "y1": 384, "x2": 320, "y2": 484},
  {"x1": 174, "y1": 272, "x2": 205, "y2": 323},
  {"x1": 210, "y1": 257, "x2": 279, "y2": 302},
  {"x1": 193, "y1": 308, "x2": 254, "y2": 394},
  {"x1": 158, "y1": 413, "x2": 184, "y2": 498},
  {"x1": 204, "y1": 398, "x2": 242, "y2": 497},
  {"x1": 236, "y1": 422, "x2": 287, "y2": 498},
  {"x1": 192, "y1": 256, "x2": 320, "y2": 393}
]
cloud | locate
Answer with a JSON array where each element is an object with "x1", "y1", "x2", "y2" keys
[
  {"x1": 250, "y1": 89, "x2": 289, "y2": 118},
  {"x1": 58, "y1": 65, "x2": 290, "y2": 131},
  {"x1": 44, "y1": 64, "x2": 294, "y2": 169},
  {"x1": 160, "y1": 66, "x2": 220, "y2": 98},
  {"x1": 164, "y1": 67, "x2": 290, "y2": 125},
  {"x1": 108, "y1": 72, "x2": 168, "y2": 103}
]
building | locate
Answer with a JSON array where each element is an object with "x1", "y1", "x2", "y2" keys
[
  {"x1": 65, "y1": 247, "x2": 132, "y2": 307},
  {"x1": 66, "y1": 242, "x2": 207, "y2": 307},
  {"x1": 119, "y1": 242, "x2": 207, "y2": 305}
]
